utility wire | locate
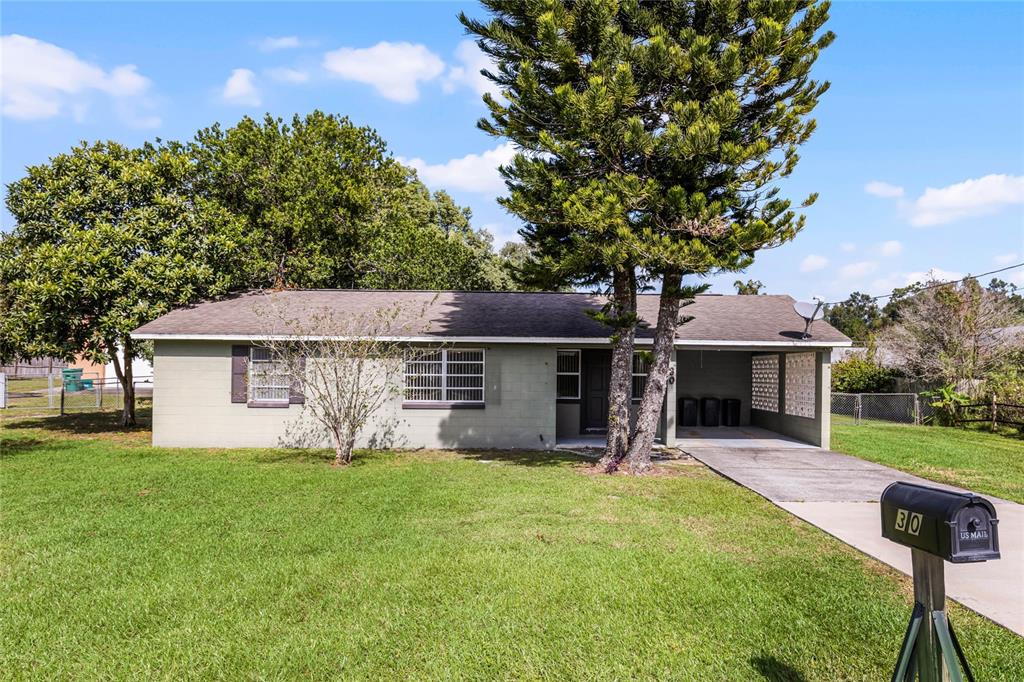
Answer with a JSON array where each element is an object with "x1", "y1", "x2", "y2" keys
[{"x1": 822, "y1": 261, "x2": 1024, "y2": 307}]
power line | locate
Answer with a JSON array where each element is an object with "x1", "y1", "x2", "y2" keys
[{"x1": 823, "y1": 261, "x2": 1024, "y2": 307}]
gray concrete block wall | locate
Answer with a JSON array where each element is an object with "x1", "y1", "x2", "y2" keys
[
  {"x1": 151, "y1": 341, "x2": 833, "y2": 450},
  {"x1": 153, "y1": 341, "x2": 296, "y2": 448},
  {"x1": 674, "y1": 350, "x2": 753, "y2": 425},
  {"x1": 404, "y1": 344, "x2": 557, "y2": 449},
  {"x1": 151, "y1": 341, "x2": 557, "y2": 450}
]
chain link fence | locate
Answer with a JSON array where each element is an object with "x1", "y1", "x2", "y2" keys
[
  {"x1": 832, "y1": 392, "x2": 937, "y2": 425},
  {"x1": 1, "y1": 373, "x2": 152, "y2": 414}
]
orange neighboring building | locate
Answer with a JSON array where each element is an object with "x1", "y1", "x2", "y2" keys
[{"x1": 68, "y1": 356, "x2": 106, "y2": 380}]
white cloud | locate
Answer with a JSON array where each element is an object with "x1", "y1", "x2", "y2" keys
[
  {"x1": 909, "y1": 174, "x2": 1024, "y2": 227},
  {"x1": 868, "y1": 268, "x2": 964, "y2": 295},
  {"x1": 995, "y1": 252, "x2": 1020, "y2": 266},
  {"x1": 799, "y1": 254, "x2": 828, "y2": 272},
  {"x1": 480, "y1": 222, "x2": 519, "y2": 248},
  {"x1": 322, "y1": 41, "x2": 444, "y2": 103},
  {"x1": 0, "y1": 34, "x2": 159, "y2": 127},
  {"x1": 443, "y1": 39, "x2": 503, "y2": 100},
  {"x1": 222, "y1": 68, "x2": 261, "y2": 106},
  {"x1": 839, "y1": 242, "x2": 856, "y2": 253},
  {"x1": 879, "y1": 240, "x2": 902, "y2": 257},
  {"x1": 840, "y1": 261, "x2": 879, "y2": 279},
  {"x1": 266, "y1": 67, "x2": 309, "y2": 84},
  {"x1": 904, "y1": 268, "x2": 963, "y2": 285},
  {"x1": 401, "y1": 142, "x2": 517, "y2": 194},
  {"x1": 258, "y1": 36, "x2": 310, "y2": 52},
  {"x1": 865, "y1": 181, "x2": 905, "y2": 198}
]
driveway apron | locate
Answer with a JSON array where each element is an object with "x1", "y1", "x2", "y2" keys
[{"x1": 683, "y1": 442, "x2": 1024, "y2": 637}]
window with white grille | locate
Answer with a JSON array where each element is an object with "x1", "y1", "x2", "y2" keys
[
  {"x1": 556, "y1": 350, "x2": 580, "y2": 399},
  {"x1": 785, "y1": 352, "x2": 816, "y2": 418},
  {"x1": 751, "y1": 354, "x2": 779, "y2": 412},
  {"x1": 404, "y1": 349, "x2": 484, "y2": 404},
  {"x1": 249, "y1": 347, "x2": 290, "y2": 404},
  {"x1": 632, "y1": 352, "x2": 651, "y2": 400}
]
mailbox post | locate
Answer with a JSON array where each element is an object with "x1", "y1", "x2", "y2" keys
[{"x1": 880, "y1": 482, "x2": 1000, "y2": 682}]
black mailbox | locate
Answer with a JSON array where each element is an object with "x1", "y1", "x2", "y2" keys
[{"x1": 880, "y1": 482, "x2": 1000, "y2": 563}]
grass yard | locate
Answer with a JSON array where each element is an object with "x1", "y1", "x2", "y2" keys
[
  {"x1": 2, "y1": 413, "x2": 1022, "y2": 680},
  {"x1": 832, "y1": 416, "x2": 1024, "y2": 503}
]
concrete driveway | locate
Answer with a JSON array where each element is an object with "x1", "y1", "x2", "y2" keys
[{"x1": 682, "y1": 439, "x2": 1024, "y2": 637}]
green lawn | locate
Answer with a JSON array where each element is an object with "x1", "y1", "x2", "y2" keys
[
  {"x1": 4, "y1": 377, "x2": 55, "y2": 391},
  {"x1": 2, "y1": 414, "x2": 1022, "y2": 680},
  {"x1": 832, "y1": 416, "x2": 1024, "y2": 503}
]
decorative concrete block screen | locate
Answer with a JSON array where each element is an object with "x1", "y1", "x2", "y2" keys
[
  {"x1": 751, "y1": 354, "x2": 779, "y2": 412},
  {"x1": 785, "y1": 352, "x2": 816, "y2": 418}
]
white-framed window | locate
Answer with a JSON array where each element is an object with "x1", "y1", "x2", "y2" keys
[
  {"x1": 556, "y1": 349, "x2": 580, "y2": 399},
  {"x1": 249, "y1": 347, "x2": 290, "y2": 404},
  {"x1": 785, "y1": 352, "x2": 816, "y2": 418},
  {"x1": 631, "y1": 351, "x2": 651, "y2": 400},
  {"x1": 404, "y1": 348, "x2": 485, "y2": 404},
  {"x1": 751, "y1": 354, "x2": 779, "y2": 412}
]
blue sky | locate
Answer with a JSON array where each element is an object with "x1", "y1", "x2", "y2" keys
[{"x1": 2, "y1": 1, "x2": 1022, "y2": 301}]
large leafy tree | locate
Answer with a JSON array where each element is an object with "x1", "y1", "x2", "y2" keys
[
  {"x1": 184, "y1": 111, "x2": 506, "y2": 290},
  {"x1": 1, "y1": 142, "x2": 247, "y2": 425},
  {"x1": 825, "y1": 291, "x2": 881, "y2": 345},
  {"x1": 463, "y1": 0, "x2": 833, "y2": 471}
]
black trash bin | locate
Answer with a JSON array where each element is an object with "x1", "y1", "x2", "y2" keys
[
  {"x1": 678, "y1": 397, "x2": 698, "y2": 427},
  {"x1": 700, "y1": 397, "x2": 720, "y2": 427},
  {"x1": 722, "y1": 398, "x2": 741, "y2": 427}
]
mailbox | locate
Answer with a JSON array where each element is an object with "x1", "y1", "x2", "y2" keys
[{"x1": 880, "y1": 482, "x2": 1000, "y2": 563}]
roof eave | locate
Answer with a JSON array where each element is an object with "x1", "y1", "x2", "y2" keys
[{"x1": 132, "y1": 331, "x2": 852, "y2": 348}]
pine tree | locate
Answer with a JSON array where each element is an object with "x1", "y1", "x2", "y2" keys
[{"x1": 463, "y1": 0, "x2": 833, "y2": 471}]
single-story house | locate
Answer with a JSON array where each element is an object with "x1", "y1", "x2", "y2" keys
[{"x1": 132, "y1": 290, "x2": 851, "y2": 450}]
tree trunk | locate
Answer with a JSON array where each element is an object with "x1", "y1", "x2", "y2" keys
[
  {"x1": 599, "y1": 268, "x2": 637, "y2": 473},
  {"x1": 121, "y1": 343, "x2": 136, "y2": 426},
  {"x1": 107, "y1": 339, "x2": 137, "y2": 427},
  {"x1": 344, "y1": 434, "x2": 357, "y2": 465},
  {"x1": 331, "y1": 427, "x2": 357, "y2": 466},
  {"x1": 330, "y1": 427, "x2": 346, "y2": 466},
  {"x1": 625, "y1": 271, "x2": 683, "y2": 473}
]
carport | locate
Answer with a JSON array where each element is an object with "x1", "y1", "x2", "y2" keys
[
  {"x1": 666, "y1": 345, "x2": 834, "y2": 449},
  {"x1": 550, "y1": 293, "x2": 851, "y2": 449}
]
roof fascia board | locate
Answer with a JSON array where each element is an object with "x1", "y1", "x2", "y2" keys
[{"x1": 132, "y1": 332, "x2": 851, "y2": 348}]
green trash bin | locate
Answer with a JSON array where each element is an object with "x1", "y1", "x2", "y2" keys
[{"x1": 62, "y1": 368, "x2": 83, "y2": 392}]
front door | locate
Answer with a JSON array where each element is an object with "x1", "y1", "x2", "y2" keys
[{"x1": 581, "y1": 350, "x2": 611, "y2": 433}]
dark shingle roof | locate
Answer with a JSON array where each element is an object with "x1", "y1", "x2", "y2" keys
[{"x1": 132, "y1": 289, "x2": 850, "y2": 345}]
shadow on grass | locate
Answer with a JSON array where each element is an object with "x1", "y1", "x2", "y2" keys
[
  {"x1": 240, "y1": 447, "x2": 338, "y2": 466},
  {"x1": 962, "y1": 423, "x2": 1024, "y2": 441},
  {"x1": 0, "y1": 437, "x2": 75, "y2": 459},
  {"x1": 2, "y1": 409, "x2": 153, "y2": 436},
  {"x1": 463, "y1": 449, "x2": 589, "y2": 467},
  {"x1": 243, "y1": 448, "x2": 591, "y2": 469},
  {"x1": 750, "y1": 654, "x2": 807, "y2": 682}
]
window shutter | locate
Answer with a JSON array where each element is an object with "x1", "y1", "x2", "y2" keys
[
  {"x1": 231, "y1": 345, "x2": 248, "y2": 403},
  {"x1": 289, "y1": 355, "x2": 305, "y2": 405}
]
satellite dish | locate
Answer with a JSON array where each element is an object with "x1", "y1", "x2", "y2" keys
[{"x1": 793, "y1": 299, "x2": 825, "y2": 339}]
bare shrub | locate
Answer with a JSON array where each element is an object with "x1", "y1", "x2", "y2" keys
[
  {"x1": 255, "y1": 298, "x2": 433, "y2": 465},
  {"x1": 878, "y1": 279, "x2": 1022, "y2": 394}
]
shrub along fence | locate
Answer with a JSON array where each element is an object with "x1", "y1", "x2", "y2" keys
[{"x1": 955, "y1": 399, "x2": 1024, "y2": 429}]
